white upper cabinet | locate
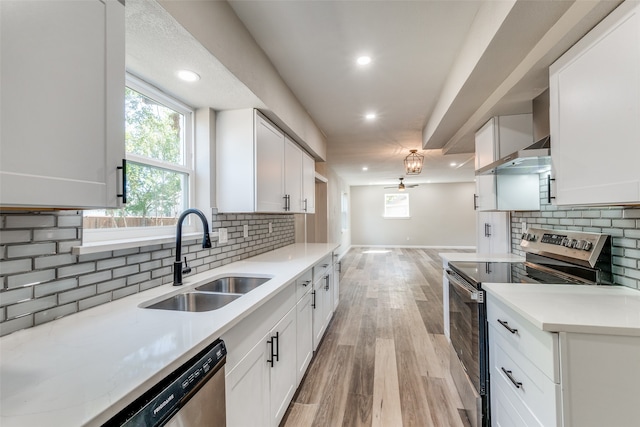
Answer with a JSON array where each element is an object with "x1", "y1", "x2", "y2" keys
[
  {"x1": 0, "y1": 0, "x2": 125, "y2": 208},
  {"x1": 474, "y1": 115, "x2": 540, "y2": 211},
  {"x1": 302, "y1": 152, "x2": 316, "y2": 214},
  {"x1": 256, "y1": 116, "x2": 286, "y2": 212},
  {"x1": 550, "y1": 0, "x2": 640, "y2": 206},
  {"x1": 217, "y1": 109, "x2": 313, "y2": 213}
]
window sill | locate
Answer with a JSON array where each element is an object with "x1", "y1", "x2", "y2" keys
[{"x1": 72, "y1": 232, "x2": 205, "y2": 255}]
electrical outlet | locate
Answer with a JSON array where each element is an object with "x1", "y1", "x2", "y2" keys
[
  {"x1": 269, "y1": 222, "x2": 272, "y2": 234},
  {"x1": 522, "y1": 221, "x2": 527, "y2": 232},
  {"x1": 243, "y1": 224, "x2": 248, "y2": 238},
  {"x1": 219, "y1": 228, "x2": 228, "y2": 244}
]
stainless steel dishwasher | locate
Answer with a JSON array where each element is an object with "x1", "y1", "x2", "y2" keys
[{"x1": 104, "y1": 339, "x2": 226, "y2": 427}]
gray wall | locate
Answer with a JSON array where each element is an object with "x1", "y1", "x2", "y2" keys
[
  {"x1": 511, "y1": 176, "x2": 640, "y2": 289},
  {"x1": 350, "y1": 182, "x2": 476, "y2": 247},
  {"x1": 0, "y1": 211, "x2": 294, "y2": 336}
]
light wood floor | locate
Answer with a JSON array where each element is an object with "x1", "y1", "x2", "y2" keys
[{"x1": 282, "y1": 247, "x2": 473, "y2": 427}]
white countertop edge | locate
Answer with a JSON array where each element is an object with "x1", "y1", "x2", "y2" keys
[
  {"x1": 0, "y1": 242, "x2": 339, "y2": 427},
  {"x1": 439, "y1": 252, "x2": 525, "y2": 263},
  {"x1": 483, "y1": 282, "x2": 640, "y2": 337}
]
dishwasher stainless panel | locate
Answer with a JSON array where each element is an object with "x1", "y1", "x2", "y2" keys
[{"x1": 104, "y1": 339, "x2": 226, "y2": 427}]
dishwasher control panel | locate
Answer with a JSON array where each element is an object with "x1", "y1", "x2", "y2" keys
[{"x1": 103, "y1": 339, "x2": 226, "y2": 427}]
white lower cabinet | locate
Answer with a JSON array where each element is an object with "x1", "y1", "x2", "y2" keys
[
  {"x1": 224, "y1": 254, "x2": 338, "y2": 427},
  {"x1": 332, "y1": 254, "x2": 340, "y2": 311},
  {"x1": 476, "y1": 211, "x2": 511, "y2": 254},
  {"x1": 268, "y1": 308, "x2": 297, "y2": 426},
  {"x1": 487, "y1": 292, "x2": 640, "y2": 427},
  {"x1": 296, "y1": 290, "x2": 313, "y2": 386}
]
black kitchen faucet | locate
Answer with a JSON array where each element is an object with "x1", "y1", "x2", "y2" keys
[{"x1": 173, "y1": 208, "x2": 212, "y2": 285}]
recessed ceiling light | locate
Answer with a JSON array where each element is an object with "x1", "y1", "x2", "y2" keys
[
  {"x1": 357, "y1": 56, "x2": 371, "y2": 65},
  {"x1": 365, "y1": 113, "x2": 376, "y2": 120},
  {"x1": 177, "y1": 70, "x2": 200, "y2": 82},
  {"x1": 362, "y1": 166, "x2": 368, "y2": 171},
  {"x1": 450, "y1": 162, "x2": 457, "y2": 167}
]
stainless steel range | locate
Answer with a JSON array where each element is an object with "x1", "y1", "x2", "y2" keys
[{"x1": 446, "y1": 228, "x2": 612, "y2": 427}]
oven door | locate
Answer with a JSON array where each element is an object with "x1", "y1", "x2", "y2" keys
[{"x1": 447, "y1": 270, "x2": 482, "y2": 392}]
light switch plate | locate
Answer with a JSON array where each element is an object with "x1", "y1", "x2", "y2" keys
[
  {"x1": 219, "y1": 228, "x2": 228, "y2": 244},
  {"x1": 243, "y1": 224, "x2": 248, "y2": 238},
  {"x1": 269, "y1": 222, "x2": 272, "y2": 234}
]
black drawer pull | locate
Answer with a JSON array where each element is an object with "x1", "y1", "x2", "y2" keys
[
  {"x1": 497, "y1": 319, "x2": 518, "y2": 334},
  {"x1": 312, "y1": 290, "x2": 316, "y2": 309},
  {"x1": 501, "y1": 367, "x2": 523, "y2": 389}
]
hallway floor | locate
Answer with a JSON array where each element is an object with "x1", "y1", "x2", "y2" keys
[{"x1": 282, "y1": 247, "x2": 473, "y2": 426}]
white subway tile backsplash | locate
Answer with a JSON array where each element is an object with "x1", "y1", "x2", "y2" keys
[
  {"x1": 0, "y1": 287, "x2": 32, "y2": 307},
  {"x1": 34, "y1": 254, "x2": 76, "y2": 269},
  {"x1": 0, "y1": 259, "x2": 32, "y2": 275},
  {"x1": 35, "y1": 303, "x2": 77, "y2": 325},
  {"x1": 0, "y1": 230, "x2": 31, "y2": 244},
  {"x1": 33, "y1": 228, "x2": 77, "y2": 242},
  {"x1": 0, "y1": 211, "x2": 295, "y2": 336},
  {"x1": 7, "y1": 296, "x2": 57, "y2": 319},
  {"x1": 5, "y1": 215, "x2": 55, "y2": 229},
  {"x1": 7, "y1": 243, "x2": 56, "y2": 258},
  {"x1": 59, "y1": 285, "x2": 96, "y2": 304},
  {"x1": 58, "y1": 263, "x2": 96, "y2": 278},
  {"x1": 34, "y1": 278, "x2": 77, "y2": 297},
  {"x1": 7, "y1": 269, "x2": 56, "y2": 288}
]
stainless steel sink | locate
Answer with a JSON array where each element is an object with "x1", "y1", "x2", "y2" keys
[
  {"x1": 145, "y1": 292, "x2": 241, "y2": 312},
  {"x1": 195, "y1": 276, "x2": 270, "y2": 294}
]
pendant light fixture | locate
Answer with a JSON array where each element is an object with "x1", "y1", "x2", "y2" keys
[{"x1": 404, "y1": 149, "x2": 424, "y2": 175}]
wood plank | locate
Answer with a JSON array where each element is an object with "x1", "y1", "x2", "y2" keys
[
  {"x1": 423, "y1": 376, "x2": 467, "y2": 427},
  {"x1": 341, "y1": 393, "x2": 373, "y2": 427},
  {"x1": 283, "y1": 403, "x2": 318, "y2": 427},
  {"x1": 372, "y1": 338, "x2": 403, "y2": 427},
  {"x1": 312, "y1": 345, "x2": 355, "y2": 427}
]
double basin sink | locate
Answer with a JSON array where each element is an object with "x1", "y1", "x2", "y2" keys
[{"x1": 144, "y1": 276, "x2": 270, "y2": 312}]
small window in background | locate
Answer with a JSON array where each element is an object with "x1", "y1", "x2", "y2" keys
[
  {"x1": 384, "y1": 193, "x2": 410, "y2": 218},
  {"x1": 341, "y1": 192, "x2": 349, "y2": 231},
  {"x1": 83, "y1": 75, "x2": 194, "y2": 241}
]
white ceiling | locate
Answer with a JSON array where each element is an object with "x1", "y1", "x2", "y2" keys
[{"x1": 126, "y1": 0, "x2": 621, "y2": 188}]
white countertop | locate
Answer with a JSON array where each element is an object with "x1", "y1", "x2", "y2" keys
[
  {"x1": 439, "y1": 252, "x2": 525, "y2": 264},
  {"x1": 0, "y1": 243, "x2": 338, "y2": 427},
  {"x1": 484, "y1": 282, "x2": 640, "y2": 336}
]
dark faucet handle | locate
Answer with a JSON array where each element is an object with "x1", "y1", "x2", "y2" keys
[{"x1": 182, "y1": 256, "x2": 192, "y2": 275}]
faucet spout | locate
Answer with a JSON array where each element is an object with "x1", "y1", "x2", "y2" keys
[{"x1": 174, "y1": 208, "x2": 212, "y2": 286}]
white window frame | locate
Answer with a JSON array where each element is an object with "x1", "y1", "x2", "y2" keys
[
  {"x1": 83, "y1": 73, "x2": 196, "y2": 244},
  {"x1": 383, "y1": 193, "x2": 411, "y2": 219}
]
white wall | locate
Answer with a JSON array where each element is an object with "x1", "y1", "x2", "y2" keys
[
  {"x1": 326, "y1": 166, "x2": 351, "y2": 258},
  {"x1": 350, "y1": 182, "x2": 476, "y2": 247}
]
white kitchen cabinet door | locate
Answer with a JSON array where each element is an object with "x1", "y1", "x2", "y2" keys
[
  {"x1": 302, "y1": 152, "x2": 316, "y2": 213},
  {"x1": 476, "y1": 211, "x2": 510, "y2": 254},
  {"x1": 0, "y1": 0, "x2": 125, "y2": 208},
  {"x1": 332, "y1": 255, "x2": 340, "y2": 311},
  {"x1": 284, "y1": 136, "x2": 303, "y2": 213},
  {"x1": 269, "y1": 307, "x2": 297, "y2": 427},
  {"x1": 475, "y1": 175, "x2": 498, "y2": 211},
  {"x1": 550, "y1": 1, "x2": 640, "y2": 206},
  {"x1": 296, "y1": 290, "x2": 313, "y2": 386},
  {"x1": 475, "y1": 118, "x2": 498, "y2": 170},
  {"x1": 321, "y1": 273, "x2": 333, "y2": 328},
  {"x1": 256, "y1": 115, "x2": 286, "y2": 212},
  {"x1": 312, "y1": 279, "x2": 326, "y2": 351},
  {"x1": 226, "y1": 333, "x2": 271, "y2": 427}
]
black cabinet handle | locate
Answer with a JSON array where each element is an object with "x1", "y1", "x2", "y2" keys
[
  {"x1": 473, "y1": 194, "x2": 478, "y2": 210},
  {"x1": 117, "y1": 159, "x2": 127, "y2": 204},
  {"x1": 501, "y1": 367, "x2": 523, "y2": 389},
  {"x1": 304, "y1": 198, "x2": 308, "y2": 212},
  {"x1": 324, "y1": 275, "x2": 330, "y2": 291},
  {"x1": 497, "y1": 319, "x2": 518, "y2": 334},
  {"x1": 312, "y1": 290, "x2": 316, "y2": 309},
  {"x1": 274, "y1": 331, "x2": 279, "y2": 362},
  {"x1": 267, "y1": 335, "x2": 275, "y2": 367},
  {"x1": 547, "y1": 175, "x2": 556, "y2": 204},
  {"x1": 302, "y1": 280, "x2": 310, "y2": 287}
]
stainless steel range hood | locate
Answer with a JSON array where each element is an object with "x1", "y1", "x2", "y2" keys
[
  {"x1": 475, "y1": 136, "x2": 550, "y2": 175},
  {"x1": 476, "y1": 90, "x2": 551, "y2": 176}
]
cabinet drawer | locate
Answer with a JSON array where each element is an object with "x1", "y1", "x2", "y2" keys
[
  {"x1": 490, "y1": 326, "x2": 561, "y2": 427},
  {"x1": 487, "y1": 297, "x2": 559, "y2": 382},
  {"x1": 295, "y1": 269, "x2": 313, "y2": 301},
  {"x1": 313, "y1": 255, "x2": 332, "y2": 282}
]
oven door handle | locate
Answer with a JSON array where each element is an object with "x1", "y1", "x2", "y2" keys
[{"x1": 446, "y1": 270, "x2": 481, "y2": 302}]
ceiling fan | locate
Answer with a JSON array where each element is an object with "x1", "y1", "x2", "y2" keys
[{"x1": 384, "y1": 177, "x2": 419, "y2": 191}]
